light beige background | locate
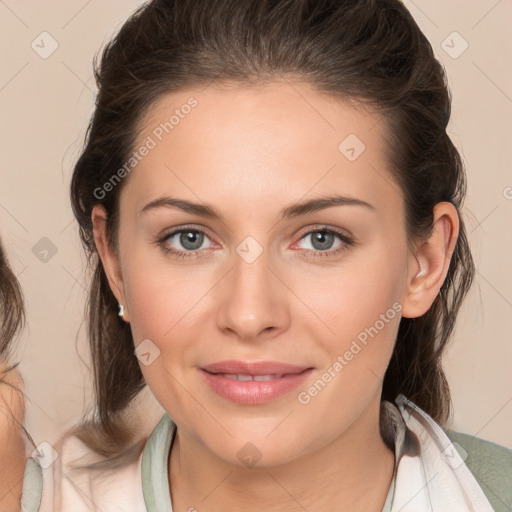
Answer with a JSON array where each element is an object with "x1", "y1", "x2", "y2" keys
[{"x1": 1, "y1": 0, "x2": 511, "y2": 450}]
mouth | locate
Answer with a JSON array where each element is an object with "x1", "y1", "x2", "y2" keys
[{"x1": 199, "y1": 360, "x2": 314, "y2": 405}]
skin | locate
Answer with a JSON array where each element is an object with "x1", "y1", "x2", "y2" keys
[
  {"x1": 93, "y1": 81, "x2": 458, "y2": 512},
  {"x1": 0, "y1": 364, "x2": 25, "y2": 512}
]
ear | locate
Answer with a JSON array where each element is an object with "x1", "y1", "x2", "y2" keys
[
  {"x1": 91, "y1": 204, "x2": 130, "y2": 322},
  {"x1": 401, "y1": 202, "x2": 460, "y2": 319}
]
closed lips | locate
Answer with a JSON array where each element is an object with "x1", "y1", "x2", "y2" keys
[{"x1": 199, "y1": 362, "x2": 314, "y2": 404}]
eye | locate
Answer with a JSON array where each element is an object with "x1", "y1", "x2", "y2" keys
[
  {"x1": 294, "y1": 227, "x2": 353, "y2": 259},
  {"x1": 157, "y1": 226, "x2": 214, "y2": 259},
  {"x1": 156, "y1": 225, "x2": 353, "y2": 260}
]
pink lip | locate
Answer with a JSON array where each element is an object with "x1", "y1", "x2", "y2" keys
[{"x1": 199, "y1": 360, "x2": 313, "y2": 405}]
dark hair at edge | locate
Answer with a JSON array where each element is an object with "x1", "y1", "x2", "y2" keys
[
  {"x1": 0, "y1": 238, "x2": 25, "y2": 363},
  {"x1": 0, "y1": 239, "x2": 38, "y2": 451},
  {"x1": 70, "y1": 0, "x2": 475, "y2": 457}
]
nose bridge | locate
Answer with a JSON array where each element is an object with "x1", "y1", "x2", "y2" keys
[{"x1": 216, "y1": 234, "x2": 289, "y2": 339}]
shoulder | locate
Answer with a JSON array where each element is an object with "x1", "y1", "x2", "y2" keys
[
  {"x1": 444, "y1": 428, "x2": 512, "y2": 511},
  {"x1": 22, "y1": 429, "x2": 148, "y2": 512},
  {"x1": 22, "y1": 390, "x2": 166, "y2": 511}
]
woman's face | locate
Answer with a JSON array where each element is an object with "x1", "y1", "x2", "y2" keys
[{"x1": 100, "y1": 82, "x2": 419, "y2": 466}]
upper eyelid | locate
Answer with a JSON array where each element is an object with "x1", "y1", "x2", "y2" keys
[{"x1": 296, "y1": 225, "x2": 352, "y2": 240}]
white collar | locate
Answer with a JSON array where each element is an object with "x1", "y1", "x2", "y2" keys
[{"x1": 389, "y1": 394, "x2": 493, "y2": 511}]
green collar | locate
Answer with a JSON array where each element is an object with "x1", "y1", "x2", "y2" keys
[{"x1": 141, "y1": 414, "x2": 176, "y2": 511}]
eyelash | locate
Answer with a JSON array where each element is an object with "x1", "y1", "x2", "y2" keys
[{"x1": 156, "y1": 225, "x2": 354, "y2": 260}]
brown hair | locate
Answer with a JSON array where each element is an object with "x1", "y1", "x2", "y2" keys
[
  {"x1": 0, "y1": 238, "x2": 25, "y2": 362},
  {"x1": 0, "y1": 238, "x2": 34, "y2": 449},
  {"x1": 70, "y1": 0, "x2": 474, "y2": 456}
]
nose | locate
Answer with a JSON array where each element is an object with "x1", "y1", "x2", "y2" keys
[{"x1": 215, "y1": 242, "x2": 290, "y2": 343}]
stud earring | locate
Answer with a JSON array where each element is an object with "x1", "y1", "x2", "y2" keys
[{"x1": 118, "y1": 304, "x2": 125, "y2": 318}]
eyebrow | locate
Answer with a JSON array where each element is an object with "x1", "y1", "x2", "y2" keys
[{"x1": 139, "y1": 194, "x2": 375, "y2": 222}]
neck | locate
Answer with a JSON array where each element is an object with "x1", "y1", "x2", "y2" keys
[{"x1": 168, "y1": 398, "x2": 395, "y2": 512}]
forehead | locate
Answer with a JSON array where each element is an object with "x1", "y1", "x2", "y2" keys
[{"x1": 123, "y1": 82, "x2": 402, "y2": 219}]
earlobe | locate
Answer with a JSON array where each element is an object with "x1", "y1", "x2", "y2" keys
[
  {"x1": 91, "y1": 204, "x2": 130, "y2": 322},
  {"x1": 401, "y1": 202, "x2": 459, "y2": 319},
  {"x1": 118, "y1": 303, "x2": 130, "y2": 323}
]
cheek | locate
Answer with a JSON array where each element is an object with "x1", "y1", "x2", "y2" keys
[
  {"x1": 126, "y1": 269, "x2": 203, "y2": 361},
  {"x1": 295, "y1": 244, "x2": 406, "y2": 343},
  {"x1": 122, "y1": 238, "x2": 208, "y2": 342},
  {"x1": 123, "y1": 265, "x2": 199, "y2": 412},
  {"x1": 122, "y1": 252, "x2": 214, "y2": 391},
  {"x1": 291, "y1": 260, "x2": 403, "y2": 435},
  {"x1": 290, "y1": 244, "x2": 407, "y2": 408}
]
